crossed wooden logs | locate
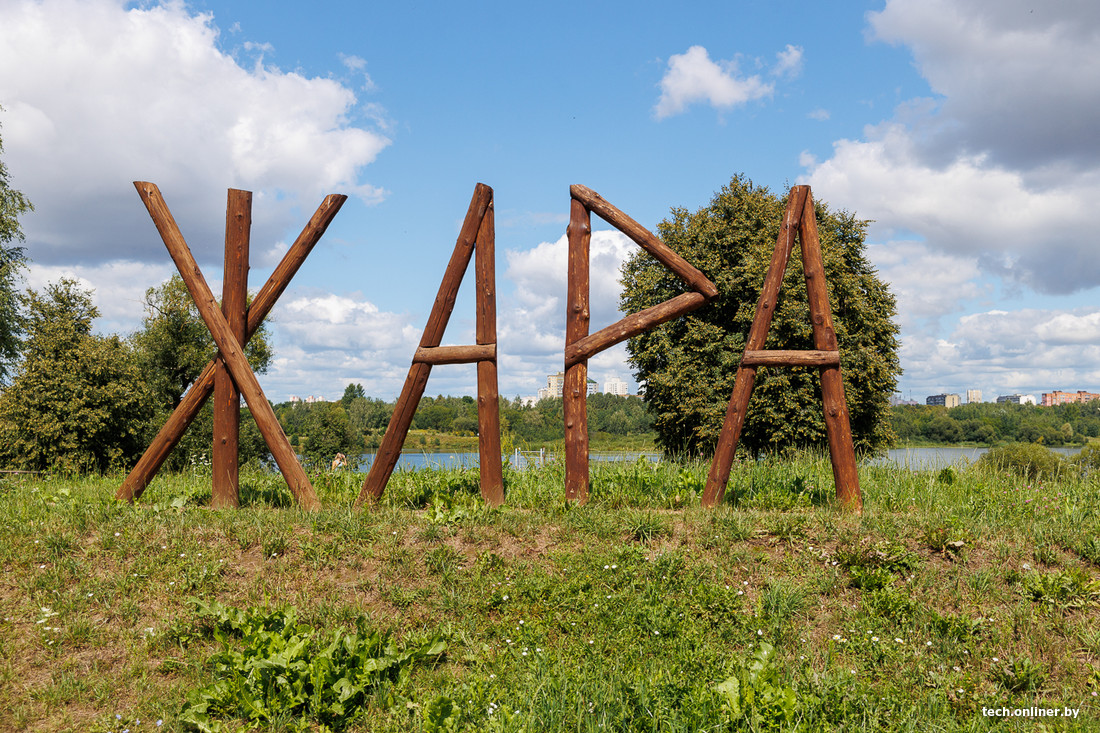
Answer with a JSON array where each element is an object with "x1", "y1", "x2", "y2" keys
[{"x1": 119, "y1": 181, "x2": 862, "y2": 513}]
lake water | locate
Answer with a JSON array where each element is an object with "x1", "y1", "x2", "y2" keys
[
  {"x1": 870, "y1": 445, "x2": 1082, "y2": 469},
  {"x1": 351, "y1": 450, "x2": 660, "y2": 472},
  {"x1": 349, "y1": 446, "x2": 1083, "y2": 473}
]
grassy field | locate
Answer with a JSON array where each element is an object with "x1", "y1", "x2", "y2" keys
[{"x1": 1, "y1": 454, "x2": 1098, "y2": 732}]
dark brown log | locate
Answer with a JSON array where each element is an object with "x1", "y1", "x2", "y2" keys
[
  {"x1": 413, "y1": 344, "x2": 496, "y2": 365},
  {"x1": 475, "y1": 200, "x2": 505, "y2": 506},
  {"x1": 703, "y1": 187, "x2": 807, "y2": 507},
  {"x1": 739, "y1": 349, "x2": 840, "y2": 368},
  {"x1": 117, "y1": 192, "x2": 345, "y2": 503},
  {"x1": 799, "y1": 191, "x2": 862, "y2": 513},
  {"x1": 565, "y1": 291, "x2": 706, "y2": 367},
  {"x1": 570, "y1": 184, "x2": 718, "y2": 300},
  {"x1": 132, "y1": 182, "x2": 319, "y2": 510},
  {"x1": 356, "y1": 184, "x2": 493, "y2": 507},
  {"x1": 564, "y1": 197, "x2": 591, "y2": 502},
  {"x1": 212, "y1": 189, "x2": 250, "y2": 509}
]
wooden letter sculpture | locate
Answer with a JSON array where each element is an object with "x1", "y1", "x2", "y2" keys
[
  {"x1": 117, "y1": 183, "x2": 347, "y2": 510},
  {"x1": 702, "y1": 185, "x2": 862, "y2": 513},
  {"x1": 564, "y1": 185, "x2": 719, "y2": 502},
  {"x1": 355, "y1": 183, "x2": 504, "y2": 507}
]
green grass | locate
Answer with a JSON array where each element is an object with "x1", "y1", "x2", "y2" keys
[{"x1": 0, "y1": 453, "x2": 1098, "y2": 731}]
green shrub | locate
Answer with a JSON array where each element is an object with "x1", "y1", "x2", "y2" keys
[
  {"x1": 978, "y1": 443, "x2": 1062, "y2": 480},
  {"x1": 180, "y1": 599, "x2": 446, "y2": 731}
]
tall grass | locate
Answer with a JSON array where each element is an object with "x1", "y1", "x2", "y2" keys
[{"x1": 0, "y1": 451, "x2": 1097, "y2": 731}]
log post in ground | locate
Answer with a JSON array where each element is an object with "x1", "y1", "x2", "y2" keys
[
  {"x1": 564, "y1": 197, "x2": 591, "y2": 502},
  {"x1": 212, "y1": 189, "x2": 250, "y2": 509},
  {"x1": 132, "y1": 182, "x2": 319, "y2": 510},
  {"x1": 117, "y1": 193, "x2": 345, "y2": 504},
  {"x1": 562, "y1": 185, "x2": 719, "y2": 503},
  {"x1": 474, "y1": 198, "x2": 505, "y2": 505},
  {"x1": 798, "y1": 191, "x2": 862, "y2": 513},
  {"x1": 702, "y1": 186, "x2": 861, "y2": 513},
  {"x1": 356, "y1": 184, "x2": 494, "y2": 507},
  {"x1": 703, "y1": 187, "x2": 806, "y2": 507}
]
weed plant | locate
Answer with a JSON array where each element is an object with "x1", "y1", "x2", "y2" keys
[{"x1": 0, "y1": 453, "x2": 1097, "y2": 730}]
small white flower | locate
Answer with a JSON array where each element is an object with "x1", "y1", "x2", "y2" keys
[
  {"x1": 894, "y1": 638, "x2": 903, "y2": 643},
  {"x1": 992, "y1": 657, "x2": 999, "y2": 662},
  {"x1": 114, "y1": 532, "x2": 120, "y2": 537}
]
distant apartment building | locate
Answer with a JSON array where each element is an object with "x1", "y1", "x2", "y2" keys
[
  {"x1": 1041, "y1": 390, "x2": 1100, "y2": 407},
  {"x1": 604, "y1": 376, "x2": 629, "y2": 397},
  {"x1": 926, "y1": 393, "x2": 961, "y2": 408},
  {"x1": 965, "y1": 389, "x2": 982, "y2": 404},
  {"x1": 996, "y1": 394, "x2": 1038, "y2": 405},
  {"x1": 536, "y1": 372, "x2": 596, "y2": 401}
]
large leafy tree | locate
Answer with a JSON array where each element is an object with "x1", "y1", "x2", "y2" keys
[
  {"x1": 621, "y1": 175, "x2": 900, "y2": 457},
  {"x1": 0, "y1": 279, "x2": 153, "y2": 472},
  {"x1": 0, "y1": 112, "x2": 34, "y2": 384},
  {"x1": 129, "y1": 274, "x2": 274, "y2": 468},
  {"x1": 131, "y1": 274, "x2": 272, "y2": 409}
]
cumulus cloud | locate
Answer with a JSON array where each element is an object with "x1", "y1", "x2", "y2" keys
[
  {"x1": 0, "y1": 0, "x2": 389, "y2": 268},
  {"x1": 772, "y1": 44, "x2": 804, "y2": 79},
  {"x1": 654, "y1": 46, "x2": 773, "y2": 119},
  {"x1": 500, "y1": 229, "x2": 637, "y2": 394},
  {"x1": 890, "y1": 304, "x2": 1100, "y2": 399},
  {"x1": 869, "y1": 0, "x2": 1100, "y2": 170},
  {"x1": 805, "y1": 0, "x2": 1100, "y2": 295}
]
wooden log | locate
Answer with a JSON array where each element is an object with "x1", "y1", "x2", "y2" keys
[
  {"x1": 117, "y1": 192, "x2": 346, "y2": 503},
  {"x1": 413, "y1": 344, "x2": 496, "y2": 365},
  {"x1": 703, "y1": 187, "x2": 808, "y2": 507},
  {"x1": 564, "y1": 197, "x2": 591, "y2": 502},
  {"x1": 132, "y1": 182, "x2": 319, "y2": 510},
  {"x1": 739, "y1": 349, "x2": 840, "y2": 368},
  {"x1": 212, "y1": 189, "x2": 250, "y2": 509},
  {"x1": 570, "y1": 184, "x2": 718, "y2": 300},
  {"x1": 564, "y1": 291, "x2": 706, "y2": 368},
  {"x1": 799, "y1": 191, "x2": 862, "y2": 513},
  {"x1": 474, "y1": 199, "x2": 505, "y2": 506},
  {"x1": 356, "y1": 184, "x2": 492, "y2": 507}
]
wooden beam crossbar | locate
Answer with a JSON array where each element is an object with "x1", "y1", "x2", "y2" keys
[
  {"x1": 413, "y1": 343, "x2": 496, "y2": 365},
  {"x1": 355, "y1": 184, "x2": 504, "y2": 507},
  {"x1": 739, "y1": 349, "x2": 840, "y2": 368},
  {"x1": 564, "y1": 186, "x2": 719, "y2": 502},
  {"x1": 117, "y1": 183, "x2": 347, "y2": 509},
  {"x1": 702, "y1": 185, "x2": 862, "y2": 513}
]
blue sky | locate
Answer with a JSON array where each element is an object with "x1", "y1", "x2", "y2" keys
[{"x1": 2, "y1": 0, "x2": 1099, "y2": 404}]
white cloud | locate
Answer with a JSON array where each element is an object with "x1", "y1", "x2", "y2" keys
[
  {"x1": 23, "y1": 260, "x2": 176, "y2": 336},
  {"x1": 868, "y1": 0, "x2": 1100, "y2": 169},
  {"x1": 0, "y1": 0, "x2": 390, "y2": 268},
  {"x1": 805, "y1": 0, "x2": 1100, "y2": 295},
  {"x1": 654, "y1": 46, "x2": 773, "y2": 119},
  {"x1": 865, "y1": 240, "x2": 988, "y2": 331},
  {"x1": 807, "y1": 108, "x2": 830, "y2": 121},
  {"x1": 802, "y1": 0, "x2": 1100, "y2": 399},
  {"x1": 772, "y1": 44, "x2": 804, "y2": 79},
  {"x1": 891, "y1": 305, "x2": 1100, "y2": 398},
  {"x1": 500, "y1": 229, "x2": 638, "y2": 393}
]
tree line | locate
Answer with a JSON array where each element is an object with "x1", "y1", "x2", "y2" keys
[
  {"x1": 0, "y1": 272, "x2": 655, "y2": 473},
  {"x1": 279, "y1": 386, "x2": 655, "y2": 469},
  {"x1": 890, "y1": 401, "x2": 1100, "y2": 446}
]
